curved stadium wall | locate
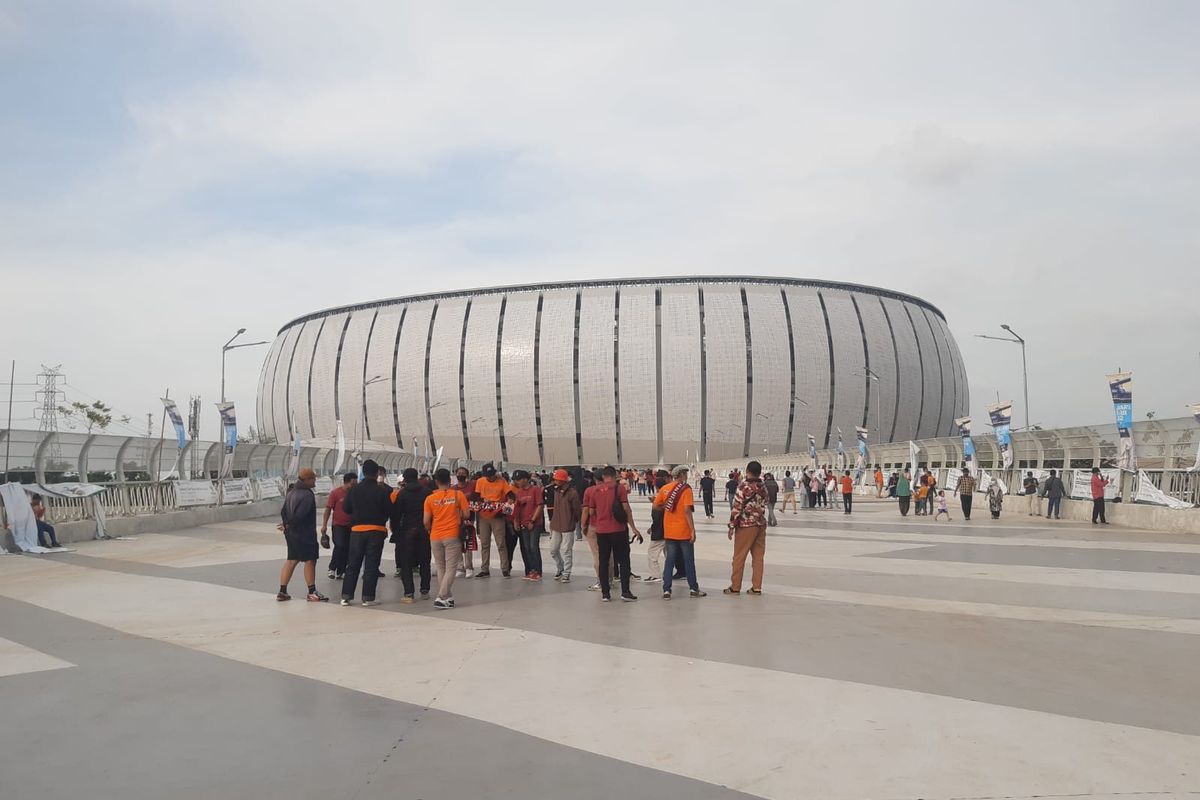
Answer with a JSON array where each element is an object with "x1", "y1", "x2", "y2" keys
[{"x1": 257, "y1": 277, "x2": 968, "y2": 467}]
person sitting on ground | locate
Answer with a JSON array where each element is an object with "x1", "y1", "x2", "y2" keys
[{"x1": 30, "y1": 493, "x2": 62, "y2": 549}]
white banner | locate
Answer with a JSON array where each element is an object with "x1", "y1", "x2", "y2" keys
[
  {"x1": 334, "y1": 420, "x2": 346, "y2": 474},
  {"x1": 256, "y1": 479, "x2": 282, "y2": 500},
  {"x1": 176, "y1": 480, "x2": 217, "y2": 507},
  {"x1": 946, "y1": 467, "x2": 964, "y2": 493},
  {"x1": 908, "y1": 440, "x2": 920, "y2": 470},
  {"x1": 979, "y1": 469, "x2": 1009, "y2": 495},
  {"x1": 0, "y1": 482, "x2": 53, "y2": 552},
  {"x1": 220, "y1": 478, "x2": 252, "y2": 504},
  {"x1": 313, "y1": 476, "x2": 334, "y2": 494},
  {"x1": 1070, "y1": 469, "x2": 1120, "y2": 500},
  {"x1": 1134, "y1": 470, "x2": 1193, "y2": 509},
  {"x1": 33, "y1": 482, "x2": 107, "y2": 498},
  {"x1": 1189, "y1": 403, "x2": 1200, "y2": 473}
]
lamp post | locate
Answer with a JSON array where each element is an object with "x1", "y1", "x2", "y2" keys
[
  {"x1": 854, "y1": 368, "x2": 882, "y2": 445},
  {"x1": 975, "y1": 324, "x2": 1029, "y2": 430},
  {"x1": 221, "y1": 328, "x2": 269, "y2": 403}
]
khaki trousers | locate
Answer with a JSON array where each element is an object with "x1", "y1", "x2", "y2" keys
[
  {"x1": 431, "y1": 537, "x2": 462, "y2": 600},
  {"x1": 1026, "y1": 493, "x2": 1042, "y2": 516},
  {"x1": 730, "y1": 524, "x2": 767, "y2": 592},
  {"x1": 585, "y1": 527, "x2": 617, "y2": 581},
  {"x1": 476, "y1": 515, "x2": 510, "y2": 572}
]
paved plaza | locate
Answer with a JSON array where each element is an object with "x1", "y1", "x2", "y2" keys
[{"x1": 1, "y1": 497, "x2": 1199, "y2": 799}]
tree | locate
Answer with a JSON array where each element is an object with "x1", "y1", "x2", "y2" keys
[{"x1": 58, "y1": 400, "x2": 128, "y2": 434}]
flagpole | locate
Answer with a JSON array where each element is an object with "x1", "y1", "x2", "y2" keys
[
  {"x1": 156, "y1": 388, "x2": 169, "y2": 483},
  {"x1": 4, "y1": 360, "x2": 14, "y2": 481}
]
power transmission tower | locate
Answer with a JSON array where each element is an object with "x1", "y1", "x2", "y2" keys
[{"x1": 34, "y1": 364, "x2": 65, "y2": 463}]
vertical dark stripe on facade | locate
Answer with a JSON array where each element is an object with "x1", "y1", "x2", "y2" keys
[
  {"x1": 360, "y1": 309, "x2": 379, "y2": 442},
  {"x1": 423, "y1": 304, "x2": 438, "y2": 452},
  {"x1": 816, "y1": 292, "x2": 836, "y2": 449},
  {"x1": 654, "y1": 288, "x2": 664, "y2": 464},
  {"x1": 533, "y1": 294, "x2": 546, "y2": 467},
  {"x1": 878, "y1": 297, "x2": 902, "y2": 443},
  {"x1": 697, "y1": 287, "x2": 709, "y2": 461},
  {"x1": 740, "y1": 287, "x2": 753, "y2": 459},
  {"x1": 930, "y1": 309, "x2": 959, "y2": 436},
  {"x1": 780, "y1": 289, "x2": 797, "y2": 454},
  {"x1": 612, "y1": 289, "x2": 623, "y2": 464},
  {"x1": 572, "y1": 291, "x2": 584, "y2": 464},
  {"x1": 391, "y1": 307, "x2": 407, "y2": 448},
  {"x1": 332, "y1": 314, "x2": 352, "y2": 421},
  {"x1": 267, "y1": 327, "x2": 291, "y2": 442},
  {"x1": 283, "y1": 321, "x2": 307, "y2": 441},
  {"x1": 850, "y1": 294, "x2": 871, "y2": 431},
  {"x1": 305, "y1": 317, "x2": 326, "y2": 438},
  {"x1": 458, "y1": 300, "x2": 473, "y2": 459},
  {"x1": 902, "y1": 303, "x2": 926, "y2": 440},
  {"x1": 920, "y1": 307, "x2": 949, "y2": 437},
  {"x1": 495, "y1": 296, "x2": 508, "y2": 464}
]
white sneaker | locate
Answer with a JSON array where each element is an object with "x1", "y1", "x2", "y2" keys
[
  {"x1": 464, "y1": 569, "x2": 475, "y2": 579},
  {"x1": 588, "y1": 583, "x2": 601, "y2": 591},
  {"x1": 643, "y1": 575, "x2": 660, "y2": 582},
  {"x1": 456, "y1": 568, "x2": 465, "y2": 577},
  {"x1": 433, "y1": 597, "x2": 450, "y2": 609}
]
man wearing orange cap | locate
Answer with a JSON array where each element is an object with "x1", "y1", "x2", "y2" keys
[
  {"x1": 547, "y1": 468, "x2": 581, "y2": 582},
  {"x1": 276, "y1": 468, "x2": 328, "y2": 602}
]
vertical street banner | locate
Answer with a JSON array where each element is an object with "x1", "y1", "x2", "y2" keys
[
  {"x1": 955, "y1": 416, "x2": 975, "y2": 467},
  {"x1": 854, "y1": 426, "x2": 869, "y2": 477},
  {"x1": 216, "y1": 402, "x2": 237, "y2": 478},
  {"x1": 1189, "y1": 403, "x2": 1200, "y2": 473},
  {"x1": 334, "y1": 420, "x2": 346, "y2": 474},
  {"x1": 1107, "y1": 372, "x2": 1136, "y2": 471},
  {"x1": 835, "y1": 428, "x2": 845, "y2": 470},
  {"x1": 162, "y1": 397, "x2": 186, "y2": 449},
  {"x1": 909, "y1": 440, "x2": 920, "y2": 471},
  {"x1": 807, "y1": 434, "x2": 817, "y2": 469},
  {"x1": 286, "y1": 427, "x2": 301, "y2": 479},
  {"x1": 987, "y1": 400, "x2": 1014, "y2": 470}
]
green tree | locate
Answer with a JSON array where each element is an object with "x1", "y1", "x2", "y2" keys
[{"x1": 58, "y1": 400, "x2": 129, "y2": 434}]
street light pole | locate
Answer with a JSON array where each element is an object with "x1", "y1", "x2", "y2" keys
[
  {"x1": 221, "y1": 328, "x2": 270, "y2": 404},
  {"x1": 976, "y1": 324, "x2": 1029, "y2": 430}
]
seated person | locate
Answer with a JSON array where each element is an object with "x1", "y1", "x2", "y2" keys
[{"x1": 31, "y1": 493, "x2": 62, "y2": 548}]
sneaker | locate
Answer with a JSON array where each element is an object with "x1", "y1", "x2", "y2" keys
[
  {"x1": 747, "y1": 588, "x2": 762, "y2": 595},
  {"x1": 689, "y1": 590, "x2": 707, "y2": 598},
  {"x1": 276, "y1": 591, "x2": 291, "y2": 602},
  {"x1": 621, "y1": 593, "x2": 638, "y2": 602},
  {"x1": 662, "y1": 591, "x2": 672, "y2": 600},
  {"x1": 375, "y1": 570, "x2": 385, "y2": 578},
  {"x1": 643, "y1": 575, "x2": 660, "y2": 582},
  {"x1": 629, "y1": 573, "x2": 641, "y2": 581},
  {"x1": 530, "y1": 573, "x2": 542, "y2": 582},
  {"x1": 588, "y1": 583, "x2": 601, "y2": 591},
  {"x1": 400, "y1": 595, "x2": 415, "y2": 604},
  {"x1": 601, "y1": 596, "x2": 612, "y2": 602},
  {"x1": 522, "y1": 574, "x2": 535, "y2": 581},
  {"x1": 335, "y1": 573, "x2": 344, "y2": 581},
  {"x1": 554, "y1": 572, "x2": 563, "y2": 580},
  {"x1": 327, "y1": 570, "x2": 337, "y2": 580},
  {"x1": 361, "y1": 599, "x2": 380, "y2": 607},
  {"x1": 502, "y1": 570, "x2": 511, "y2": 578},
  {"x1": 394, "y1": 569, "x2": 404, "y2": 577},
  {"x1": 420, "y1": 591, "x2": 430, "y2": 599},
  {"x1": 560, "y1": 575, "x2": 571, "y2": 583},
  {"x1": 476, "y1": 570, "x2": 491, "y2": 578},
  {"x1": 433, "y1": 598, "x2": 450, "y2": 609},
  {"x1": 307, "y1": 590, "x2": 329, "y2": 602},
  {"x1": 723, "y1": 587, "x2": 740, "y2": 595},
  {"x1": 447, "y1": 598, "x2": 455, "y2": 608},
  {"x1": 340, "y1": 598, "x2": 351, "y2": 606},
  {"x1": 464, "y1": 569, "x2": 475, "y2": 579},
  {"x1": 456, "y1": 568, "x2": 466, "y2": 577}
]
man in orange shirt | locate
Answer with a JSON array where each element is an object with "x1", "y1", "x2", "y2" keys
[
  {"x1": 473, "y1": 463, "x2": 516, "y2": 577},
  {"x1": 424, "y1": 467, "x2": 469, "y2": 609},
  {"x1": 840, "y1": 470, "x2": 855, "y2": 514},
  {"x1": 655, "y1": 466, "x2": 705, "y2": 599},
  {"x1": 874, "y1": 467, "x2": 885, "y2": 498}
]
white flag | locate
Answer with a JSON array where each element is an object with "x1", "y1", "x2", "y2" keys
[{"x1": 333, "y1": 420, "x2": 346, "y2": 474}]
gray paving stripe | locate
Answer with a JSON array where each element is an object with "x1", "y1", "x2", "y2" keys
[
  {"x1": 875, "y1": 543, "x2": 1200, "y2": 575},
  {"x1": 0, "y1": 598, "x2": 757, "y2": 800}
]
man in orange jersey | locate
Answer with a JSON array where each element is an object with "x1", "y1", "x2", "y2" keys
[
  {"x1": 425, "y1": 468, "x2": 469, "y2": 609},
  {"x1": 656, "y1": 466, "x2": 705, "y2": 599}
]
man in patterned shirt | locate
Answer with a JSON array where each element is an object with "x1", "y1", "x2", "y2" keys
[
  {"x1": 725, "y1": 460, "x2": 769, "y2": 595},
  {"x1": 954, "y1": 466, "x2": 977, "y2": 521}
]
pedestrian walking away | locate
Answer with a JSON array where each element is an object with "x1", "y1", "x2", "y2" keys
[
  {"x1": 389, "y1": 468, "x2": 431, "y2": 602},
  {"x1": 764, "y1": 472, "x2": 779, "y2": 526},
  {"x1": 425, "y1": 468, "x2": 469, "y2": 609},
  {"x1": 779, "y1": 470, "x2": 798, "y2": 514},
  {"x1": 321, "y1": 472, "x2": 357, "y2": 580},
  {"x1": 658, "y1": 466, "x2": 704, "y2": 599},
  {"x1": 726, "y1": 461, "x2": 768, "y2": 596},
  {"x1": 955, "y1": 467, "x2": 977, "y2": 521},
  {"x1": 276, "y1": 469, "x2": 328, "y2": 603},
  {"x1": 453, "y1": 467, "x2": 477, "y2": 577},
  {"x1": 581, "y1": 466, "x2": 641, "y2": 602},
  {"x1": 1043, "y1": 469, "x2": 1066, "y2": 519},
  {"x1": 340, "y1": 459, "x2": 394, "y2": 606},
  {"x1": 699, "y1": 470, "x2": 716, "y2": 518}
]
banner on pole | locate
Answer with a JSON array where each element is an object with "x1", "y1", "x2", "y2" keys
[
  {"x1": 909, "y1": 440, "x2": 920, "y2": 471},
  {"x1": 334, "y1": 420, "x2": 346, "y2": 475},
  {"x1": 1188, "y1": 403, "x2": 1200, "y2": 473},
  {"x1": 835, "y1": 429, "x2": 845, "y2": 470},
  {"x1": 286, "y1": 424, "x2": 301, "y2": 479},
  {"x1": 987, "y1": 401, "x2": 1014, "y2": 470},
  {"x1": 216, "y1": 402, "x2": 237, "y2": 478},
  {"x1": 854, "y1": 427, "x2": 869, "y2": 476},
  {"x1": 163, "y1": 398, "x2": 186, "y2": 449},
  {"x1": 1107, "y1": 372, "x2": 1136, "y2": 471},
  {"x1": 807, "y1": 434, "x2": 816, "y2": 469},
  {"x1": 955, "y1": 416, "x2": 975, "y2": 466}
]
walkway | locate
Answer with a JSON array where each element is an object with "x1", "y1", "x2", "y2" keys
[{"x1": 1, "y1": 497, "x2": 1198, "y2": 799}]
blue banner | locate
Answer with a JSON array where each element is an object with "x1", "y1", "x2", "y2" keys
[
  {"x1": 955, "y1": 416, "x2": 975, "y2": 464},
  {"x1": 807, "y1": 434, "x2": 816, "y2": 463},
  {"x1": 162, "y1": 398, "x2": 186, "y2": 449},
  {"x1": 987, "y1": 401, "x2": 1013, "y2": 469},
  {"x1": 1107, "y1": 371, "x2": 1136, "y2": 470},
  {"x1": 216, "y1": 402, "x2": 237, "y2": 479},
  {"x1": 855, "y1": 427, "x2": 868, "y2": 457}
]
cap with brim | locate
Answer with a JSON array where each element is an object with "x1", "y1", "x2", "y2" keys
[{"x1": 553, "y1": 469, "x2": 570, "y2": 481}]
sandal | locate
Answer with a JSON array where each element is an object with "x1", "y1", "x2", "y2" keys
[
  {"x1": 747, "y1": 588, "x2": 762, "y2": 595},
  {"x1": 723, "y1": 587, "x2": 740, "y2": 595}
]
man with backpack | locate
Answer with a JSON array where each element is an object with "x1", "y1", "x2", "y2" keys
[{"x1": 581, "y1": 466, "x2": 642, "y2": 602}]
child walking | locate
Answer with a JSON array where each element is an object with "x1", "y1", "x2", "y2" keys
[{"x1": 933, "y1": 490, "x2": 951, "y2": 521}]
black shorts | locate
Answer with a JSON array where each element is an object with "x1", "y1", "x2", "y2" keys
[{"x1": 285, "y1": 532, "x2": 320, "y2": 563}]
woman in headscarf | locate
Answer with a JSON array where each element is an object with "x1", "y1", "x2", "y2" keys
[{"x1": 988, "y1": 480, "x2": 1005, "y2": 519}]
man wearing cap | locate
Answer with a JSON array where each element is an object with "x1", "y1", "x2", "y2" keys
[
  {"x1": 512, "y1": 470, "x2": 545, "y2": 581},
  {"x1": 320, "y1": 471, "x2": 357, "y2": 580},
  {"x1": 473, "y1": 463, "x2": 516, "y2": 578},
  {"x1": 453, "y1": 466, "x2": 476, "y2": 578},
  {"x1": 340, "y1": 459, "x2": 394, "y2": 607},
  {"x1": 276, "y1": 468, "x2": 328, "y2": 602},
  {"x1": 547, "y1": 469, "x2": 581, "y2": 582},
  {"x1": 390, "y1": 467, "x2": 431, "y2": 602},
  {"x1": 656, "y1": 466, "x2": 705, "y2": 599}
]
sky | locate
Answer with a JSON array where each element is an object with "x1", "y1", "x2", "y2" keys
[{"x1": 2, "y1": 0, "x2": 1198, "y2": 443}]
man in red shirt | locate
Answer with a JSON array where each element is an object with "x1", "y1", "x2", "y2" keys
[
  {"x1": 582, "y1": 465, "x2": 642, "y2": 602},
  {"x1": 320, "y1": 472, "x2": 357, "y2": 580},
  {"x1": 512, "y1": 470, "x2": 545, "y2": 581},
  {"x1": 1090, "y1": 467, "x2": 1111, "y2": 524},
  {"x1": 840, "y1": 470, "x2": 855, "y2": 514}
]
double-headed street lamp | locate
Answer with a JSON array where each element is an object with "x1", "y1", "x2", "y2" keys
[
  {"x1": 221, "y1": 328, "x2": 269, "y2": 404},
  {"x1": 975, "y1": 324, "x2": 1029, "y2": 431}
]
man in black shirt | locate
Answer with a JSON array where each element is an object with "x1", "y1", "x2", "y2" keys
[
  {"x1": 277, "y1": 468, "x2": 327, "y2": 602},
  {"x1": 699, "y1": 470, "x2": 716, "y2": 519},
  {"x1": 390, "y1": 467, "x2": 431, "y2": 602},
  {"x1": 341, "y1": 459, "x2": 394, "y2": 607}
]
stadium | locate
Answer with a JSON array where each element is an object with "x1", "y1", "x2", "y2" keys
[{"x1": 257, "y1": 277, "x2": 968, "y2": 467}]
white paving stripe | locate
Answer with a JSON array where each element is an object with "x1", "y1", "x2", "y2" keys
[
  {"x1": 772, "y1": 527, "x2": 1200, "y2": 554},
  {"x1": 68, "y1": 532, "x2": 283, "y2": 568},
  {"x1": 0, "y1": 636, "x2": 74, "y2": 678},
  {"x1": 0, "y1": 558, "x2": 1195, "y2": 800}
]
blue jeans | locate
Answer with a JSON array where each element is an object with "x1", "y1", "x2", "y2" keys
[
  {"x1": 37, "y1": 520, "x2": 60, "y2": 548},
  {"x1": 662, "y1": 539, "x2": 698, "y2": 593},
  {"x1": 1046, "y1": 497, "x2": 1062, "y2": 518}
]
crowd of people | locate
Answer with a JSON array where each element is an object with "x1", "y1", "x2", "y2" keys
[{"x1": 275, "y1": 460, "x2": 776, "y2": 607}]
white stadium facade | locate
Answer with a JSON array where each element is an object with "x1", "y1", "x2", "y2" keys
[{"x1": 257, "y1": 277, "x2": 968, "y2": 468}]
